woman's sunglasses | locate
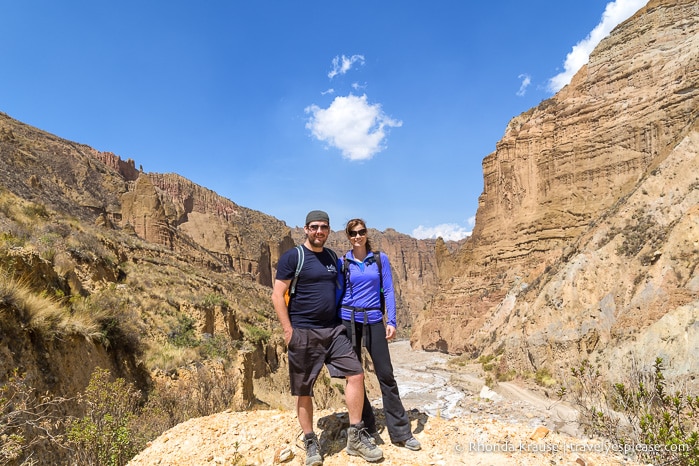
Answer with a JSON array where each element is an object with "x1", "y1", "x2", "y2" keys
[{"x1": 348, "y1": 229, "x2": 367, "y2": 238}]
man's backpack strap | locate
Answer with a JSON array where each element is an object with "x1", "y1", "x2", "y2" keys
[
  {"x1": 289, "y1": 245, "x2": 304, "y2": 297},
  {"x1": 325, "y1": 247, "x2": 338, "y2": 265},
  {"x1": 290, "y1": 246, "x2": 338, "y2": 297}
]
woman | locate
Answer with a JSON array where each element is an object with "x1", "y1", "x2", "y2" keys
[{"x1": 338, "y1": 218, "x2": 421, "y2": 451}]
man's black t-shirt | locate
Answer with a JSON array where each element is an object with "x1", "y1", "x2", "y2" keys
[{"x1": 276, "y1": 245, "x2": 339, "y2": 328}]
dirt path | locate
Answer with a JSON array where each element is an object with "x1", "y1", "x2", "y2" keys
[{"x1": 497, "y1": 381, "x2": 580, "y2": 434}]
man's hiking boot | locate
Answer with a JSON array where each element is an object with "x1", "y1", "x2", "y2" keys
[
  {"x1": 395, "y1": 436, "x2": 421, "y2": 451},
  {"x1": 346, "y1": 421, "x2": 383, "y2": 462},
  {"x1": 368, "y1": 432, "x2": 384, "y2": 445},
  {"x1": 365, "y1": 425, "x2": 383, "y2": 445},
  {"x1": 304, "y1": 433, "x2": 323, "y2": 466}
]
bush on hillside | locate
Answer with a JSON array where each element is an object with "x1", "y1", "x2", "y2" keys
[
  {"x1": 560, "y1": 358, "x2": 698, "y2": 465},
  {"x1": 66, "y1": 368, "x2": 142, "y2": 466},
  {"x1": 0, "y1": 370, "x2": 67, "y2": 466}
]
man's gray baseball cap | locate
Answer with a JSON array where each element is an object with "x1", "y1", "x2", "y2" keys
[{"x1": 305, "y1": 210, "x2": 330, "y2": 225}]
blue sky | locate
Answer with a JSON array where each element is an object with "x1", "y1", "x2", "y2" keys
[{"x1": 1, "y1": 0, "x2": 646, "y2": 239}]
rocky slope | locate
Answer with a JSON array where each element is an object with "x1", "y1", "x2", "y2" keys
[
  {"x1": 127, "y1": 408, "x2": 643, "y2": 466},
  {"x1": 413, "y1": 0, "x2": 699, "y2": 384},
  {"x1": 129, "y1": 342, "x2": 645, "y2": 466},
  {"x1": 0, "y1": 109, "x2": 438, "y2": 333}
]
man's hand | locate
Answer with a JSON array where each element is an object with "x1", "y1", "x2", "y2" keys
[{"x1": 386, "y1": 325, "x2": 396, "y2": 340}]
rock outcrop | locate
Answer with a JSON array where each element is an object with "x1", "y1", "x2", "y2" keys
[
  {"x1": 413, "y1": 0, "x2": 699, "y2": 383},
  {"x1": 129, "y1": 342, "x2": 647, "y2": 466}
]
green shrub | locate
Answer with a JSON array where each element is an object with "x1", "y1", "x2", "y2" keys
[
  {"x1": 535, "y1": 367, "x2": 557, "y2": 387},
  {"x1": 560, "y1": 358, "x2": 698, "y2": 465},
  {"x1": 242, "y1": 323, "x2": 271, "y2": 345},
  {"x1": 67, "y1": 368, "x2": 142, "y2": 466},
  {"x1": 22, "y1": 202, "x2": 49, "y2": 219},
  {"x1": 496, "y1": 369, "x2": 516, "y2": 382},
  {"x1": 478, "y1": 354, "x2": 495, "y2": 372},
  {"x1": 1, "y1": 369, "x2": 66, "y2": 465},
  {"x1": 615, "y1": 213, "x2": 666, "y2": 258},
  {"x1": 169, "y1": 314, "x2": 199, "y2": 348},
  {"x1": 201, "y1": 293, "x2": 229, "y2": 308},
  {"x1": 0, "y1": 231, "x2": 25, "y2": 248},
  {"x1": 200, "y1": 334, "x2": 234, "y2": 360}
]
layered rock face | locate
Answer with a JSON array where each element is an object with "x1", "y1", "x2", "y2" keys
[
  {"x1": 0, "y1": 117, "x2": 128, "y2": 219},
  {"x1": 122, "y1": 172, "x2": 292, "y2": 286},
  {"x1": 414, "y1": 0, "x2": 699, "y2": 381}
]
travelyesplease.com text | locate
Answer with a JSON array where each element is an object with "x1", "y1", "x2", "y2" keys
[{"x1": 460, "y1": 441, "x2": 689, "y2": 455}]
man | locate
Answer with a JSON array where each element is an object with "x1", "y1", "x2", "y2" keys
[{"x1": 272, "y1": 210, "x2": 383, "y2": 465}]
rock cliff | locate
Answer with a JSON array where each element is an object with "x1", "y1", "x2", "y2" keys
[{"x1": 413, "y1": 0, "x2": 699, "y2": 383}]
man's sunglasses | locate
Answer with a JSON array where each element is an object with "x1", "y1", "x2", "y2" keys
[
  {"x1": 307, "y1": 224, "x2": 329, "y2": 231},
  {"x1": 348, "y1": 229, "x2": 367, "y2": 238}
]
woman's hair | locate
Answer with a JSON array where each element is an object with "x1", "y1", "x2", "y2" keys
[{"x1": 345, "y1": 218, "x2": 373, "y2": 252}]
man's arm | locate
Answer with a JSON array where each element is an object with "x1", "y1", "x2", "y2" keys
[{"x1": 271, "y1": 278, "x2": 293, "y2": 344}]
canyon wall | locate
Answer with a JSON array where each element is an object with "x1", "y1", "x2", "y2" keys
[{"x1": 413, "y1": 0, "x2": 699, "y2": 382}]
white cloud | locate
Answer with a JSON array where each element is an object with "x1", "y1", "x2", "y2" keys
[
  {"x1": 547, "y1": 0, "x2": 647, "y2": 93},
  {"x1": 412, "y1": 219, "x2": 473, "y2": 241},
  {"x1": 328, "y1": 54, "x2": 365, "y2": 79},
  {"x1": 305, "y1": 94, "x2": 402, "y2": 161},
  {"x1": 321, "y1": 88, "x2": 335, "y2": 95},
  {"x1": 516, "y1": 74, "x2": 531, "y2": 96}
]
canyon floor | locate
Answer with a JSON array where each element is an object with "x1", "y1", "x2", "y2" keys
[{"x1": 129, "y1": 341, "x2": 645, "y2": 466}]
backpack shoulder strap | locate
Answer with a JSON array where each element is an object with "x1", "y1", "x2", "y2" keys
[
  {"x1": 341, "y1": 253, "x2": 349, "y2": 276},
  {"x1": 374, "y1": 250, "x2": 386, "y2": 314},
  {"x1": 289, "y1": 245, "x2": 304, "y2": 295},
  {"x1": 339, "y1": 253, "x2": 349, "y2": 300},
  {"x1": 324, "y1": 247, "x2": 338, "y2": 263},
  {"x1": 324, "y1": 248, "x2": 343, "y2": 293}
]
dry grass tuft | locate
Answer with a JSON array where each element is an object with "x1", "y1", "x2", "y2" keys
[
  {"x1": 0, "y1": 270, "x2": 102, "y2": 342},
  {"x1": 144, "y1": 342, "x2": 200, "y2": 373}
]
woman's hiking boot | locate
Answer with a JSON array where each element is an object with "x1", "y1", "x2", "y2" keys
[{"x1": 395, "y1": 436, "x2": 421, "y2": 450}]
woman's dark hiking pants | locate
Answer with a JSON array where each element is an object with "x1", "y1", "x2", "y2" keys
[{"x1": 342, "y1": 320, "x2": 412, "y2": 443}]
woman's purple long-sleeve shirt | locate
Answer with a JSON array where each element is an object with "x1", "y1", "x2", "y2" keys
[{"x1": 338, "y1": 250, "x2": 397, "y2": 328}]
